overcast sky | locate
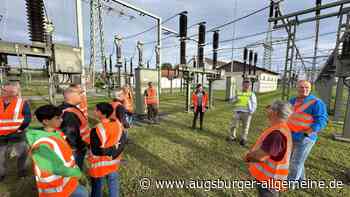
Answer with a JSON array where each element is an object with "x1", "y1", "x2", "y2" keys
[{"x1": 0, "y1": 0, "x2": 341, "y2": 73}]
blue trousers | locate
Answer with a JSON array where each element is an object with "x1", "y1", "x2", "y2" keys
[
  {"x1": 70, "y1": 184, "x2": 88, "y2": 197},
  {"x1": 126, "y1": 114, "x2": 133, "y2": 126},
  {"x1": 288, "y1": 136, "x2": 315, "y2": 181},
  {"x1": 91, "y1": 172, "x2": 119, "y2": 197}
]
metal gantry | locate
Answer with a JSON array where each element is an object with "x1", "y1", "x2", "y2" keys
[{"x1": 269, "y1": 0, "x2": 350, "y2": 100}]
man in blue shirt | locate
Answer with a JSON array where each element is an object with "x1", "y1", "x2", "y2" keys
[{"x1": 288, "y1": 80, "x2": 328, "y2": 181}]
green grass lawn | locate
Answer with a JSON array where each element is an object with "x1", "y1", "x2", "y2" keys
[{"x1": 0, "y1": 90, "x2": 349, "y2": 197}]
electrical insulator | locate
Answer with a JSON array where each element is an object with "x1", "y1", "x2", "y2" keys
[
  {"x1": 249, "y1": 50, "x2": 253, "y2": 64},
  {"x1": 342, "y1": 36, "x2": 350, "y2": 58},
  {"x1": 213, "y1": 31, "x2": 219, "y2": 50},
  {"x1": 254, "y1": 53, "x2": 258, "y2": 65},
  {"x1": 198, "y1": 24, "x2": 206, "y2": 45},
  {"x1": 254, "y1": 52, "x2": 258, "y2": 75},
  {"x1": 180, "y1": 42, "x2": 186, "y2": 64},
  {"x1": 249, "y1": 50, "x2": 253, "y2": 75},
  {"x1": 243, "y1": 48, "x2": 248, "y2": 62},
  {"x1": 269, "y1": 0, "x2": 274, "y2": 18},
  {"x1": 274, "y1": 6, "x2": 279, "y2": 26},
  {"x1": 316, "y1": 0, "x2": 322, "y2": 15},
  {"x1": 130, "y1": 58, "x2": 133, "y2": 75},
  {"x1": 179, "y1": 14, "x2": 187, "y2": 38},
  {"x1": 198, "y1": 48, "x2": 204, "y2": 66}
]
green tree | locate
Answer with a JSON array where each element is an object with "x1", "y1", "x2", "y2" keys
[{"x1": 161, "y1": 63, "x2": 173, "y2": 70}]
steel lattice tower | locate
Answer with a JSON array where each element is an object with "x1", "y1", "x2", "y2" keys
[
  {"x1": 89, "y1": 0, "x2": 106, "y2": 87},
  {"x1": 263, "y1": 22, "x2": 273, "y2": 70}
]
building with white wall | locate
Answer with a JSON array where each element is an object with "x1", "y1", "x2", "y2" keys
[{"x1": 214, "y1": 60, "x2": 279, "y2": 93}]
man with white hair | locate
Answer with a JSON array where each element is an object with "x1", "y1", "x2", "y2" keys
[
  {"x1": 0, "y1": 81, "x2": 31, "y2": 181},
  {"x1": 58, "y1": 85, "x2": 89, "y2": 170},
  {"x1": 287, "y1": 80, "x2": 328, "y2": 182},
  {"x1": 245, "y1": 100, "x2": 293, "y2": 197}
]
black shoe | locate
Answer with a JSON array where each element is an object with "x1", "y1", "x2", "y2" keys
[
  {"x1": 17, "y1": 170, "x2": 28, "y2": 178},
  {"x1": 239, "y1": 139, "x2": 247, "y2": 146},
  {"x1": 0, "y1": 175, "x2": 5, "y2": 182},
  {"x1": 226, "y1": 137, "x2": 236, "y2": 143},
  {"x1": 126, "y1": 138, "x2": 133, "y2": 144}
]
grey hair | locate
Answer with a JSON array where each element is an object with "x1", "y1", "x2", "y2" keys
[
  {"x1": 2, "y1": 81, "x2": 20, "y2": 88},
  {"x1": 270, "y1": 100, "x2": 292, "y2": 120},
  {"x1": 1, "y1": 81, "x2": 21, "y2": 96}
]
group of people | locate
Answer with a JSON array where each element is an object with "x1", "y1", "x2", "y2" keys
[
  {"x1": 190, "y1": 79, "x2": 328, "y2": 196},
  {"x1": 241, "y1": 80, "x2": 327, "y2": 196},
  {"x1": 0, "y1": 82, "x2": 138, "y2": 197},
  {"x1": 0, "y1": 78, "x2": 329, "y2": 197}
]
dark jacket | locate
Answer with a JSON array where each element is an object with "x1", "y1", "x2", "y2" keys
[
  {"x1": 112, "y1": 99, "x2": 130, "y2": 129},
  {"x1": 90, "y1": 127, "x2": 127, "y2": 159},
  {"x1": 58, "y1": 102, "x2": 86, "y2": 150}
]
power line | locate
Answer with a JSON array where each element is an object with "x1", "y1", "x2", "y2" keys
[
  {"x1": 122, "y1": 12, "x2": 183, "y2": 40},
  {"x1": 161, "y1": 29, "x2": 279, "y2": 50},
  {"x1": 143, "y1": 21, "x2": 205, "y2": 46},
  {"x1": 188, "y1": 3, "x2": 277, "y2": 38}
]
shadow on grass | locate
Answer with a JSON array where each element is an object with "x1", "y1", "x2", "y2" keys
[
  {"x1": 126, "y1": 142, "x2": 214, "y2": 197},
  {"x1": 161, "y1": 118, "x2": 228, "y2": 143}
]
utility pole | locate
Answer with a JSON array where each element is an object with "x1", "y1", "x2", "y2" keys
[
  {"x1": 76, "y1": 0, "x2": 86, "y2": 92},
  {"x1": 230, "y1": 0, "x2": 238, "y2": 73},
  {"x1": 263, "y1": 0, "x2": 274, "y2": 70},
  {"x1": 312, "y1": 0, "x2": 322, "y2": 85}
]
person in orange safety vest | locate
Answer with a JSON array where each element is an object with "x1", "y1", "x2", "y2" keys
[
  {"x1": 244, "y1": 100, "x2": 293, "y2": 196},
  {"x1": 27, "y1": 104, "x2": 88, "y2": 197},
  {"x1": 287, "y1": 80, "x2": 328, "y2": 182},
  {"x1": 58, "y1": 85, "x2": 90, "y2": 170},
  {"x1": 88, "y1": 102, "x2": 127, "y2": 197},
  {"x1": 0, "y1": 81, "x2": 31, "y2": 182},
  {"x1": 191, "y1": 84, "x2": 208, "y2": 130},
  {"x1": 144, "y1": 82, "x2": 159, "y2": 124},
  {"x1": 122, "y1": 84, "x2": 134, "y2": 126}
]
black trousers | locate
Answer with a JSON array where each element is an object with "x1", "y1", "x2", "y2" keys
[
  {"x1": 192, "y1": 106, "x2": 204, "y2": 129},
  {"x1": 147, "y1": 104, "x2": 158, "y2": 121}
]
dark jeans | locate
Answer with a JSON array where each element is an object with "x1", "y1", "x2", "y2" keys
[
  {"x1": 0, "y1": 135, "x2": 28, "y2": 177},
  {"x1": 91, "y1": 172, "x2": 119, "y2": 197},
  {"x1": 257, "y1": 182, "x2": 279, "y2": 197},
  {"x1": 73, "y1": 148, "x2": 87, "y2": 170},
  {"x1": 192, "y1": 106, "x2": 205, "y2": 129},
  {"x1": 147, "y1": 104, "x2": 158, "y2": 121}
]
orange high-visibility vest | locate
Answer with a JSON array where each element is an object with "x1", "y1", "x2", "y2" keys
[
  {"x1": 31, "y1": 136, "x2": 79, "y2": 197},
  {"x1": 110, "y1": 101, "x2": 123, "y2": 122},
  {"x1": 62, "y1": 107, "x2": 90, "y2": 144},
  {"x1": 0, "y1": 97, "x2": 25, "y2": 136},
  {"x1": 191, "y1": 92, "x2": 208, "y2": 112},
  {"x1": 145, "y1": 87, "x2": 157, "y2": 105},
  {"x1": 87, "y1": 120, "x2": 123, "y2": 178},
  {"x1": 248, "y1": 122, "x2": 292, "y2": 192},
  {"x1": 123, "y1": 90, "x2": 134, "y2": 113},
  {"x1": 77, "y1": 95, "x2": 88, "y2": 119},
  {"x1": 287, "y1": 99, "x2": 316, "y2": 134}
]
